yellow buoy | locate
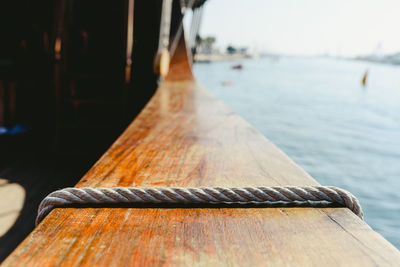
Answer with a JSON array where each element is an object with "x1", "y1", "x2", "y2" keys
[{"x1": 361, "y1": 69, "x2": 368, "y2": 87}]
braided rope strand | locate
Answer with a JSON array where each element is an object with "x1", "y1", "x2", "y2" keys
[{"x1": 36, "y1": 186, "x2": 363, "y2": 225}]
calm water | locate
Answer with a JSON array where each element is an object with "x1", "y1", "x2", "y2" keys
[{"x1": 193, "y1": 56, "x2": 400, "y2": 248}]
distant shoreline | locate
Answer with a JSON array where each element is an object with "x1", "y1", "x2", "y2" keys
[
  {"x1": 194, "y1": 52, "x2": 400, "y2": 67},
  {"x1": 194, "y1": 53, "x2": 257, "y2": 63},
  {"x1": 353, "y1": 56, "x2": 400, "y2": 66}
]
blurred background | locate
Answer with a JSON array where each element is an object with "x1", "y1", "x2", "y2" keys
[
  {"x1": 0, "y1": 0, "x2": 399, "y2": 260},
  {"x1": 189, "y1": 0, "x2": 400, "y2": 248}
]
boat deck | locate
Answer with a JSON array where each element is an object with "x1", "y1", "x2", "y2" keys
[{"x1": 2, "y1": 37, "x2": 400, "y2": 266}]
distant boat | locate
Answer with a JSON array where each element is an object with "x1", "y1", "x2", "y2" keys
[
  {"x1": 231, "y1": 64, "x2": 243, "y2": 70},
  {"x1": 221, "y1": 80, "x2": 234, "y2": 86}
]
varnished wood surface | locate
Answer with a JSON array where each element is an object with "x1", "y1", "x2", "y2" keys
[{"x1": 3, "y1": 39, "x2": 400, "y2": 266}]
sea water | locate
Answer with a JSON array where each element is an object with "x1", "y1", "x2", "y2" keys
[{"x1": 193, "y1": 56, "x2": 400, "y2": 248}]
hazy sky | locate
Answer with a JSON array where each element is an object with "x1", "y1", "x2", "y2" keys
[{"x1": 192, "y1": 0, "x2": 400, "y2": 56}]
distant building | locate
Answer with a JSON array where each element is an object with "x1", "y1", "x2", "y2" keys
[
  {"x1": 194, "y1": 38, "x2": 255, "y2": 62},
  {"x1": 226, "y1": 45, "x2": 248, "y2": 55},
  {"x1": 196, "y1": 36, "x2": 216, "y2": 54}
]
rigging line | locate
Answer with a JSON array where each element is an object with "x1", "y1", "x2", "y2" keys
[
  {"x1": 194, "y1": 5, "x2": 204, "y2": 47},
  {"x1": 188, "y1": 7, "x2": 197, "y2": 48},
  {"x1": 189, "y1": 8, "x2": 199, "y2": 49},
  {"x1": 169, "y1": 0, "x2": 196, "y2": 59},
  {"x1": 189, "y1": 5, "x2": 204, "y2": 53}
]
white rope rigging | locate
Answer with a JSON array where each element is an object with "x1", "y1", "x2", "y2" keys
[
  {"x1": 188, "y1": 5, "x2": 204, "y2": 51},
  {"x1": 168, "y1": 0, "x2": 196, "y2": 58},
  {"x1": 154, "y1": 0, "x2": 195, "y2": 76},
  {"x1": 36, "y1": 185, "x2": 363, "y2": 225}
]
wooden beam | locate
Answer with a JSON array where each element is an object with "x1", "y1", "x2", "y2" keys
[{"x1": 3, "y1": 36, "x2": 400, "y2": 266}]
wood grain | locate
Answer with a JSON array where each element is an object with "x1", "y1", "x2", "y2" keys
[{"x1": 3, "y1": 37, "x2": 400, "y2": 266}]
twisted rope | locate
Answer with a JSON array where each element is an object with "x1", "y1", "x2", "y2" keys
[{"x1": 36, "y1": 186, "x2": 363, "y2": 225}]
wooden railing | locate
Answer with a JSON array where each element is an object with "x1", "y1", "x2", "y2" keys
[{"x1": 3, "y1": 36, "x2": 400, "y2": 266}]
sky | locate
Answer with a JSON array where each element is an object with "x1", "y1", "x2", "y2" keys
[{"x1": 188, "y1": 0, "x2": 400, "y2": 57}]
